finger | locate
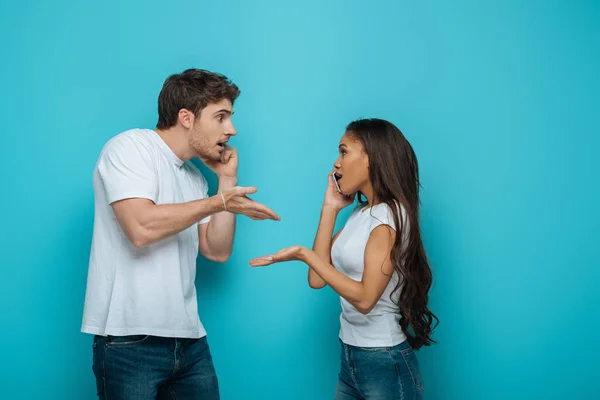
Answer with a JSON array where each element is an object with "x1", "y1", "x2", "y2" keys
[
  {"x1": 249, "y1": 256, "x2": 271, "y2": 263},
  {"x1": 234, "y1": 186, "x2": 258, "y2": 196},
  {"x1": 329, "y1": 170, "x2": 339, "y2": 184},
  {"x1": 244, "y1": 209, "x2": 272, "y2": 220},
  {"x1": 221, "y1": 147, "x2": 236, "y2": 164},
  {"x1": 249, "y1": 214, "x2": 270, "y2": 221},
  {"x1": 247, "y1": 202, "x2": 280, "y2": 220},
  {"x1": 227, "y1": 146, "x2": 238, "y2": 159},
  {"x1": 242, "y1": 208, "x2": 279, "y2": 221},
  {"x1": 249, "y1": 257, "x2": 275, "y2": 267},
  {"x1": 224, "y1": 144, "x2": 237, "y2": 155},
  {"x1": 243, "y1": 212, "x2": 270, "y2": 221},
  {"x1": 249, "y1": 261, "x2": 272, "y2": 267},
  {"x1": 249, "y1": 259, "x2": 269, "y2": 266},
  {"x1": 220, "y1": 150, "x2": 230, "y2": 164}
]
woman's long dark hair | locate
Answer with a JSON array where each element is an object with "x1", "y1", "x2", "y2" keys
[{"x1": 347, "y1": 118, "x2": 438, "y2": 350}]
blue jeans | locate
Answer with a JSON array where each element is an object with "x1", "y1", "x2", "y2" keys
[
  {"x1": 92, "y1": 335, "x2": 219, "y2": 400},
  {"x1": 335, "y1": 340, "x2": 424, "y2": 400}
]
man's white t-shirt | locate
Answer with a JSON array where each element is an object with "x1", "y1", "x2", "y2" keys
[
  {"x1": 81, "y1": 129, "x2": 211, "y2": 339},
  {"x1": 331, "y1": 203, "x2": 408, "y2": 347}
]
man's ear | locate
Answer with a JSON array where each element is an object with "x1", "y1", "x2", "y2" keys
[{"x1": 178, "y1": 109, "x2": 194, "y2": 129}]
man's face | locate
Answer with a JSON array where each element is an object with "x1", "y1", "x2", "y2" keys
[{"x1": 189, "y1": 98, "x2": 236, "y2": 161}]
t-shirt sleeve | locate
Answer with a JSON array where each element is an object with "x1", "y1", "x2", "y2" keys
[
  {"x1": 97, "y1": 136, "x2": 158, "y2": 205},
  {"x1": 368, "y1": 203, "x2": 409, "y2": 237}
]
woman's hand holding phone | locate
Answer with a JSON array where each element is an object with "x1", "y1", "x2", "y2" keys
[{"x1": 325, "y1": 170, "x2": 354, "y2": 210}]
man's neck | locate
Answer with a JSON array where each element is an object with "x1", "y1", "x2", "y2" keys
[{"x1": 154, "y1": 127, "x2": 194, "y2": 161}]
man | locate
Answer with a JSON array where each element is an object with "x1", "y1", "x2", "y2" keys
[{"x1": 81, "y1": 68, "x2": 279, "y2": 399}]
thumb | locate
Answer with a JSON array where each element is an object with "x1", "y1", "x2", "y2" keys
[{"x1": 236, "y1": 186, "x2": 258, "y2": 196}]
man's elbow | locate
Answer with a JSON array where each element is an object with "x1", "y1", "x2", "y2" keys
[
  {"x1": 205, "y1": 251, "x2": 232, "y2": 263},
  {"x1": 212, "y1": 254, "x2": 231, "y2": 263},
  {"x1": 129, "y1": 227, "x2": 153, "y2": 249}
]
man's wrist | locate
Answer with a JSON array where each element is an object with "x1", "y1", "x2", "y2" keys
[
  {"x1": 218, "y1": 176, "x2": 238, "y2": 189},
  {"x1": 208, "y1": 194, "x2": 227, "y2": 213}
]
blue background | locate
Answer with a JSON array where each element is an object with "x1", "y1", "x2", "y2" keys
[{"x1": 1, "y1": 1, "x2": 599, "y2": 399}]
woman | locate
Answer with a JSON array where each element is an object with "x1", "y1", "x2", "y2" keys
[{"x1": 250, "y1": 118, "x2": 438, "y2": 399}]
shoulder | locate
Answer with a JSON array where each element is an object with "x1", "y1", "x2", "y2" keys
[
  {"x1": 368, "y1": 202, "x2": 408, "y2": 232},
  {"x1": 100, "y1": 129, "x2": 156, "y2": 158}
]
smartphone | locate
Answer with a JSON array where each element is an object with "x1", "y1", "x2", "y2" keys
[{"x1": 332, "y1": 172, "x2": 343, "y2": 194}]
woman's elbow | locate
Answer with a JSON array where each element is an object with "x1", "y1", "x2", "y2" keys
[
  {"x1": 308, "y1": 279, "x2": 326, "y2": 290},
  {"x1": 355, "y1": 300, "x2": 376, "y2": 315}
]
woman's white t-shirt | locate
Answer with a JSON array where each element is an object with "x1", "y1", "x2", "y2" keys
[{"x1": 331, "y1": 203, "x2": 408, "y2": 347}]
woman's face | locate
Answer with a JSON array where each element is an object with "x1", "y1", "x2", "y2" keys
[{"x1": 333, "y1": 132, "x2": 370, "y2": 195}]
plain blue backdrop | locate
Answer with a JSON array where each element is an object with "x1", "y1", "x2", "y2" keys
[{"x1": 1, "y1": 1, "x2": 599, "y2": 399}]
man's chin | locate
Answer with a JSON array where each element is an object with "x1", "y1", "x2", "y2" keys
[{"x1": 195, "y1": 148, "x2": 221, "y2": 162}]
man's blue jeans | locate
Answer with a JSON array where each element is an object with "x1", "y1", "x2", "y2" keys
[{"x1": 92, "y1": 335, "x2": 219, "y2": 399}]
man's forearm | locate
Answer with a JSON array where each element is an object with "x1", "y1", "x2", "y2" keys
[
  {"x1": 203, "y1": 178, "x2": 237, "y2": 259},
  {"x1": 131, "y1": 196, "x2": 225, "y2": 248}
]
